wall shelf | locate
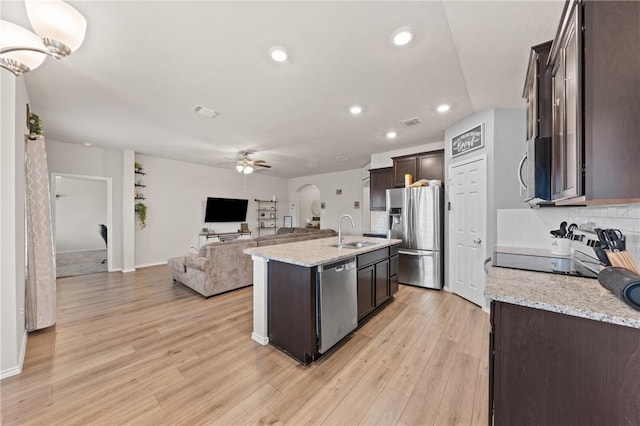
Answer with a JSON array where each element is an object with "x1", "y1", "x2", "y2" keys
[{"x1": 255, "y1": 199, "x2": 277, "y2": 236}]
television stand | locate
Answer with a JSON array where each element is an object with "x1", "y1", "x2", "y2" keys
[{"x1": 199, "y1": 231, "x2": 252, "y2": 245}]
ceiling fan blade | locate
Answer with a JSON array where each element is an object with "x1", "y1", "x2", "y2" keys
[
  {"x1": 251, "y1": 159, "x2": 266, "y2": 164},
  {"x1": 255, "y1": 164, "x2": 272, "y2": 168}
]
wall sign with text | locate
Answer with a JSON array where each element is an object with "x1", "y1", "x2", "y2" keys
[{"x1": 451, "y1": 124, "x2": 483, "y2": 157}]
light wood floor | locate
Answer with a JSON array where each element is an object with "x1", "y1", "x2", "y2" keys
[{"x1": 0, "y1": 265, "x2": 489, "y2": 425}]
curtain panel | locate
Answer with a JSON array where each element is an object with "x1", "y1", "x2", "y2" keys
[{"x1": 24, "y1": 136, "x2": 56, "y2": 331}]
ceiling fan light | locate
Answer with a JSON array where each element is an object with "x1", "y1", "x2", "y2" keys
[
  {"x1": 236, "y1": 164, "x2": 244, "y2": 173},
  {"x1": 243, "y1": 165, "x2": 254, "y2": 174},
  {"x1": 25, "y1": 0, "x2": 87, "y2": 57},
  {"x1": 0, "y1": 20, "x2": 47, "y2": 73}
]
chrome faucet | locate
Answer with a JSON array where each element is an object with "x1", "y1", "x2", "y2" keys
[{"x1": 338, "y1": 214, "x2": 355, "y2": 246}]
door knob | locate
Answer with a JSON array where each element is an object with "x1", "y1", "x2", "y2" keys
[{"x1": 473, "y1": 238, "x2": 482, "y2": 244}]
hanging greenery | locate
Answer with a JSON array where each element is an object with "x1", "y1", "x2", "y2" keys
[
  {"x1": 135, "y1": 202, "x2": 147, "y2": 229},
  {"x1": 28, "y1": 112, "x2": 43, "y2": 139}
]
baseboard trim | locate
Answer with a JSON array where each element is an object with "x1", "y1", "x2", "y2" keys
[
  {"x1": 251, "y1": 332, "x2": 269, "y2": 346},
  {"x1": 135, "y1": 261, "x2": 168, "y2": 269},
  {"x1": 0, "y1": 330, "x2": 27, "y2": 380},
  {"x1": 121, "y1": 268, "x2": 136, "y2": 273}
]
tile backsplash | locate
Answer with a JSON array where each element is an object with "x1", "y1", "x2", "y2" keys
[{"x1": 497, "y1": 204, "x2": 640, "y2": 268}]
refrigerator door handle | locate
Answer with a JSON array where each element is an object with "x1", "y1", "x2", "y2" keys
[{"x1": 398, "y1": 250, "x2": 436, "y2": 256}]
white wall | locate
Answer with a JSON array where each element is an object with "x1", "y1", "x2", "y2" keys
[
  {"x1": 53, "y1": 176, "x2": 107, "y2": 252},
  {"x1": 133, "y1": 154, "x2": 289, "y2": 267},
  {"x1": 1, "y1": 73, "x2": 28, "y2": 378},
  {"x1": 288, "y1": 169, "x2": 364, "y2": 235},
  {"x1": 46, "y1": 140, "x2": 125, "y2": 271}
]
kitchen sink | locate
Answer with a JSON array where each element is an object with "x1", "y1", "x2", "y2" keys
[{"x1": 330, "y1": 241, "x2": 377, "y2": 249}]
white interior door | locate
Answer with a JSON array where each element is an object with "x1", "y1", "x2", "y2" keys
[{"x1": 449, "y1": 155, "x2": 487, "y2": 307}]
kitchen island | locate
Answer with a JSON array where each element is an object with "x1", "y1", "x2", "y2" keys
[
  {"x1": 485, "y1": 267, "x2": 640, "y2": 425},
  {"x1": 245, "y1": 235, "x2": 402, "y2": 364}
]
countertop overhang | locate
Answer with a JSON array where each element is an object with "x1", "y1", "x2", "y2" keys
[
  {"x1": 244, "y1": 236, "x2": 402, "y2": 267},
  {"x1": 486, "y1": 266, "x2": 640, "y2": 329}
]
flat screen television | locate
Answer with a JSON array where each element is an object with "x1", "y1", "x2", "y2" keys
[{"x1": 204, "y1": 197, "x2": 248, "y2": 222}]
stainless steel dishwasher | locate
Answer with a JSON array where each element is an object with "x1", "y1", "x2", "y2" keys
[{"x1": 316, "y1": 257, "x2": 358, "y2": 354}]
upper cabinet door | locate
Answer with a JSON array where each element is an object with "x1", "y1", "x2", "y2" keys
[
  {"x1": 551, "y1": 3, "x2": 581, "y2": 201},
  {"x1": 392, "y1": 157, "x2": 417, "y2": 187},
  {"x1": 369, "y1": 167, "x2": 393, "y2": 211},
  {"x1": 417, "y1": 150, "x2": 444, "y2": 182}
]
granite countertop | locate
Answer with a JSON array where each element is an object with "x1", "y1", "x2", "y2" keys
[
  {"x1": 244, "y1": 236, "x2": 402, "y2": 267},
  {"x1": 486, "y1": 266, "x2": 640, "y2": 329}
]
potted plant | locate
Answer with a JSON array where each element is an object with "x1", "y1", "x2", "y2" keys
[
  {"x1": 135, "y1": 202, "x2": 147, "y2": 229},
  {"x1": 28, "y1": 112, "x2": 43, "y2": 140}
]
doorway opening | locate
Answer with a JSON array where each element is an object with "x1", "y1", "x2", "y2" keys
[
  {"x1": 296, "y1": 184, "x2": 321, "y2": 229},
  {"x1": 51, "y1": 173, "x2": 112, "y2": 278}
]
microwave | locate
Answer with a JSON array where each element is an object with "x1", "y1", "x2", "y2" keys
[{"x1": 518, "y1": 137, "x2": 551, "y2": 206}]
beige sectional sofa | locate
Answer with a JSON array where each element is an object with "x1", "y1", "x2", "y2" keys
[{"x1": 168, "y1": 227, "x2": 337, "y2": 297}]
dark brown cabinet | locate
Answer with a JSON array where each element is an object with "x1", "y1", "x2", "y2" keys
[
  {"x1": 523, "y1": 41, "x2": 552, "y2": 140},
  {"x1": 267, "y1": 261, "x2": 318, "y2": 365},
  {"x1": 547, "y1": 0, "x2": 640, "y2": 204},
  {"x1": 356, "y1": 245, "x2": 399, "y2": 322},
  {"x1": 551, "y1": 2, "x2": 581, "y2": 200},
  {"x1": 390, "y1": 252, "x2": 399, "y2": 295},
  {"x1": 267, "y1": 244, "x2": 401, "y2": 364},
  {"x1": 374, "y1": 260, "x2": 390, "y2": 306},
  {"x1": 489, "y1": 300, "x2": 640, "y2": 425},
  {"x1": 357, "y1": 265, "x2": 375, "y2": 320},
  {"x1": 369, "y1": 167, "x2": 393, "y2": 211},
  {"x1": 392, "y1": 150, "x2": 444, "y2": 187}
]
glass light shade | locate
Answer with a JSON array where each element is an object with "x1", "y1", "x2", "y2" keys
[
  {"x1": 236, "y1": 165, "x2": 244, "y2": 172},
  {"x1": 25, "y1": 0, "x2": 87, "y2": 54},
  {"x1": 243, "y1": 166, "x2": 253, "y2": 174},
  {"x1": 0, "y1": 20, "x2": 47, "y2": 71}
]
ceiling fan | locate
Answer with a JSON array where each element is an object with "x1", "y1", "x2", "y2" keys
[{"x1": 235, "y1": 150, "x2": 272, "y2": 174}]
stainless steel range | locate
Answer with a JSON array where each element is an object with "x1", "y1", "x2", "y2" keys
[{"x1": 493, "y1": 249, "x2": 599, "y2": 279}]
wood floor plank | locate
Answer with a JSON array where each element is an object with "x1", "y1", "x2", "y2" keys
[{"x1": 0, "y1": 265, "x2": 489, "y2": 425}]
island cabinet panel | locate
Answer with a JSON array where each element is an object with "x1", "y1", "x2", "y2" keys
[
  {"x1": 374, "y1": 259, "x2": 390, "y2": 306},
  {"x1": 268, "y1": 261, "x2": 318, "y2": 365},
  {"x1": 490, "y1": 301, "x2": 640, "y2": 425},
  {"x1": 357, "y1": 265, "x2": 376, "y2": 320},
  {"x1": 390, "y1": 253, "x2": 399, "y2": 295},
  {"x1": 356, "y1": 245, "x2": 398, "y2": 322}
]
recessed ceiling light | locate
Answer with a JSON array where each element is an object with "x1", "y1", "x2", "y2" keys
[
  {"x1": 437, "y1": 104, "x2": 450, "y2": 113},
  {"x1": 349, "y1": 105, "x2": 363, "y2": 115},
  {"x1": 392, "y1": 27, "x2": 414, "y2": 46},
  {"x1": 386, "y1": 131, "x2": 398, "y2": 139},
  {"x1": 269, "y1": 46, "x2": 288, "y2": 63},
  {"x1": 84, "y1": 142, "x2": 92, "y2": 147}
]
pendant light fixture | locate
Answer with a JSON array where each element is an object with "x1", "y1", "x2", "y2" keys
[{"x1": 0, "y1": 0, "x2": 87, "y2": 76}]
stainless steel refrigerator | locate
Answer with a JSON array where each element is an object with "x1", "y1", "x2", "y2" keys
[{"x1": 386, "y1": 186, "x2": 443, "y2": 289}]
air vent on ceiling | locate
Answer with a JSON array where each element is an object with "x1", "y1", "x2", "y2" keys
[
  {"x1": 192, "y1": 104, "x2": 218, "y2": 118},
  {"x1": 399, "y1": 117, "x2": 421, "y2": 127}
]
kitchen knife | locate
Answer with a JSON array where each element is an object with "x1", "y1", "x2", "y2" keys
[{"x1": 593, "y1": 245, "x2": 612, "y2": 267}]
